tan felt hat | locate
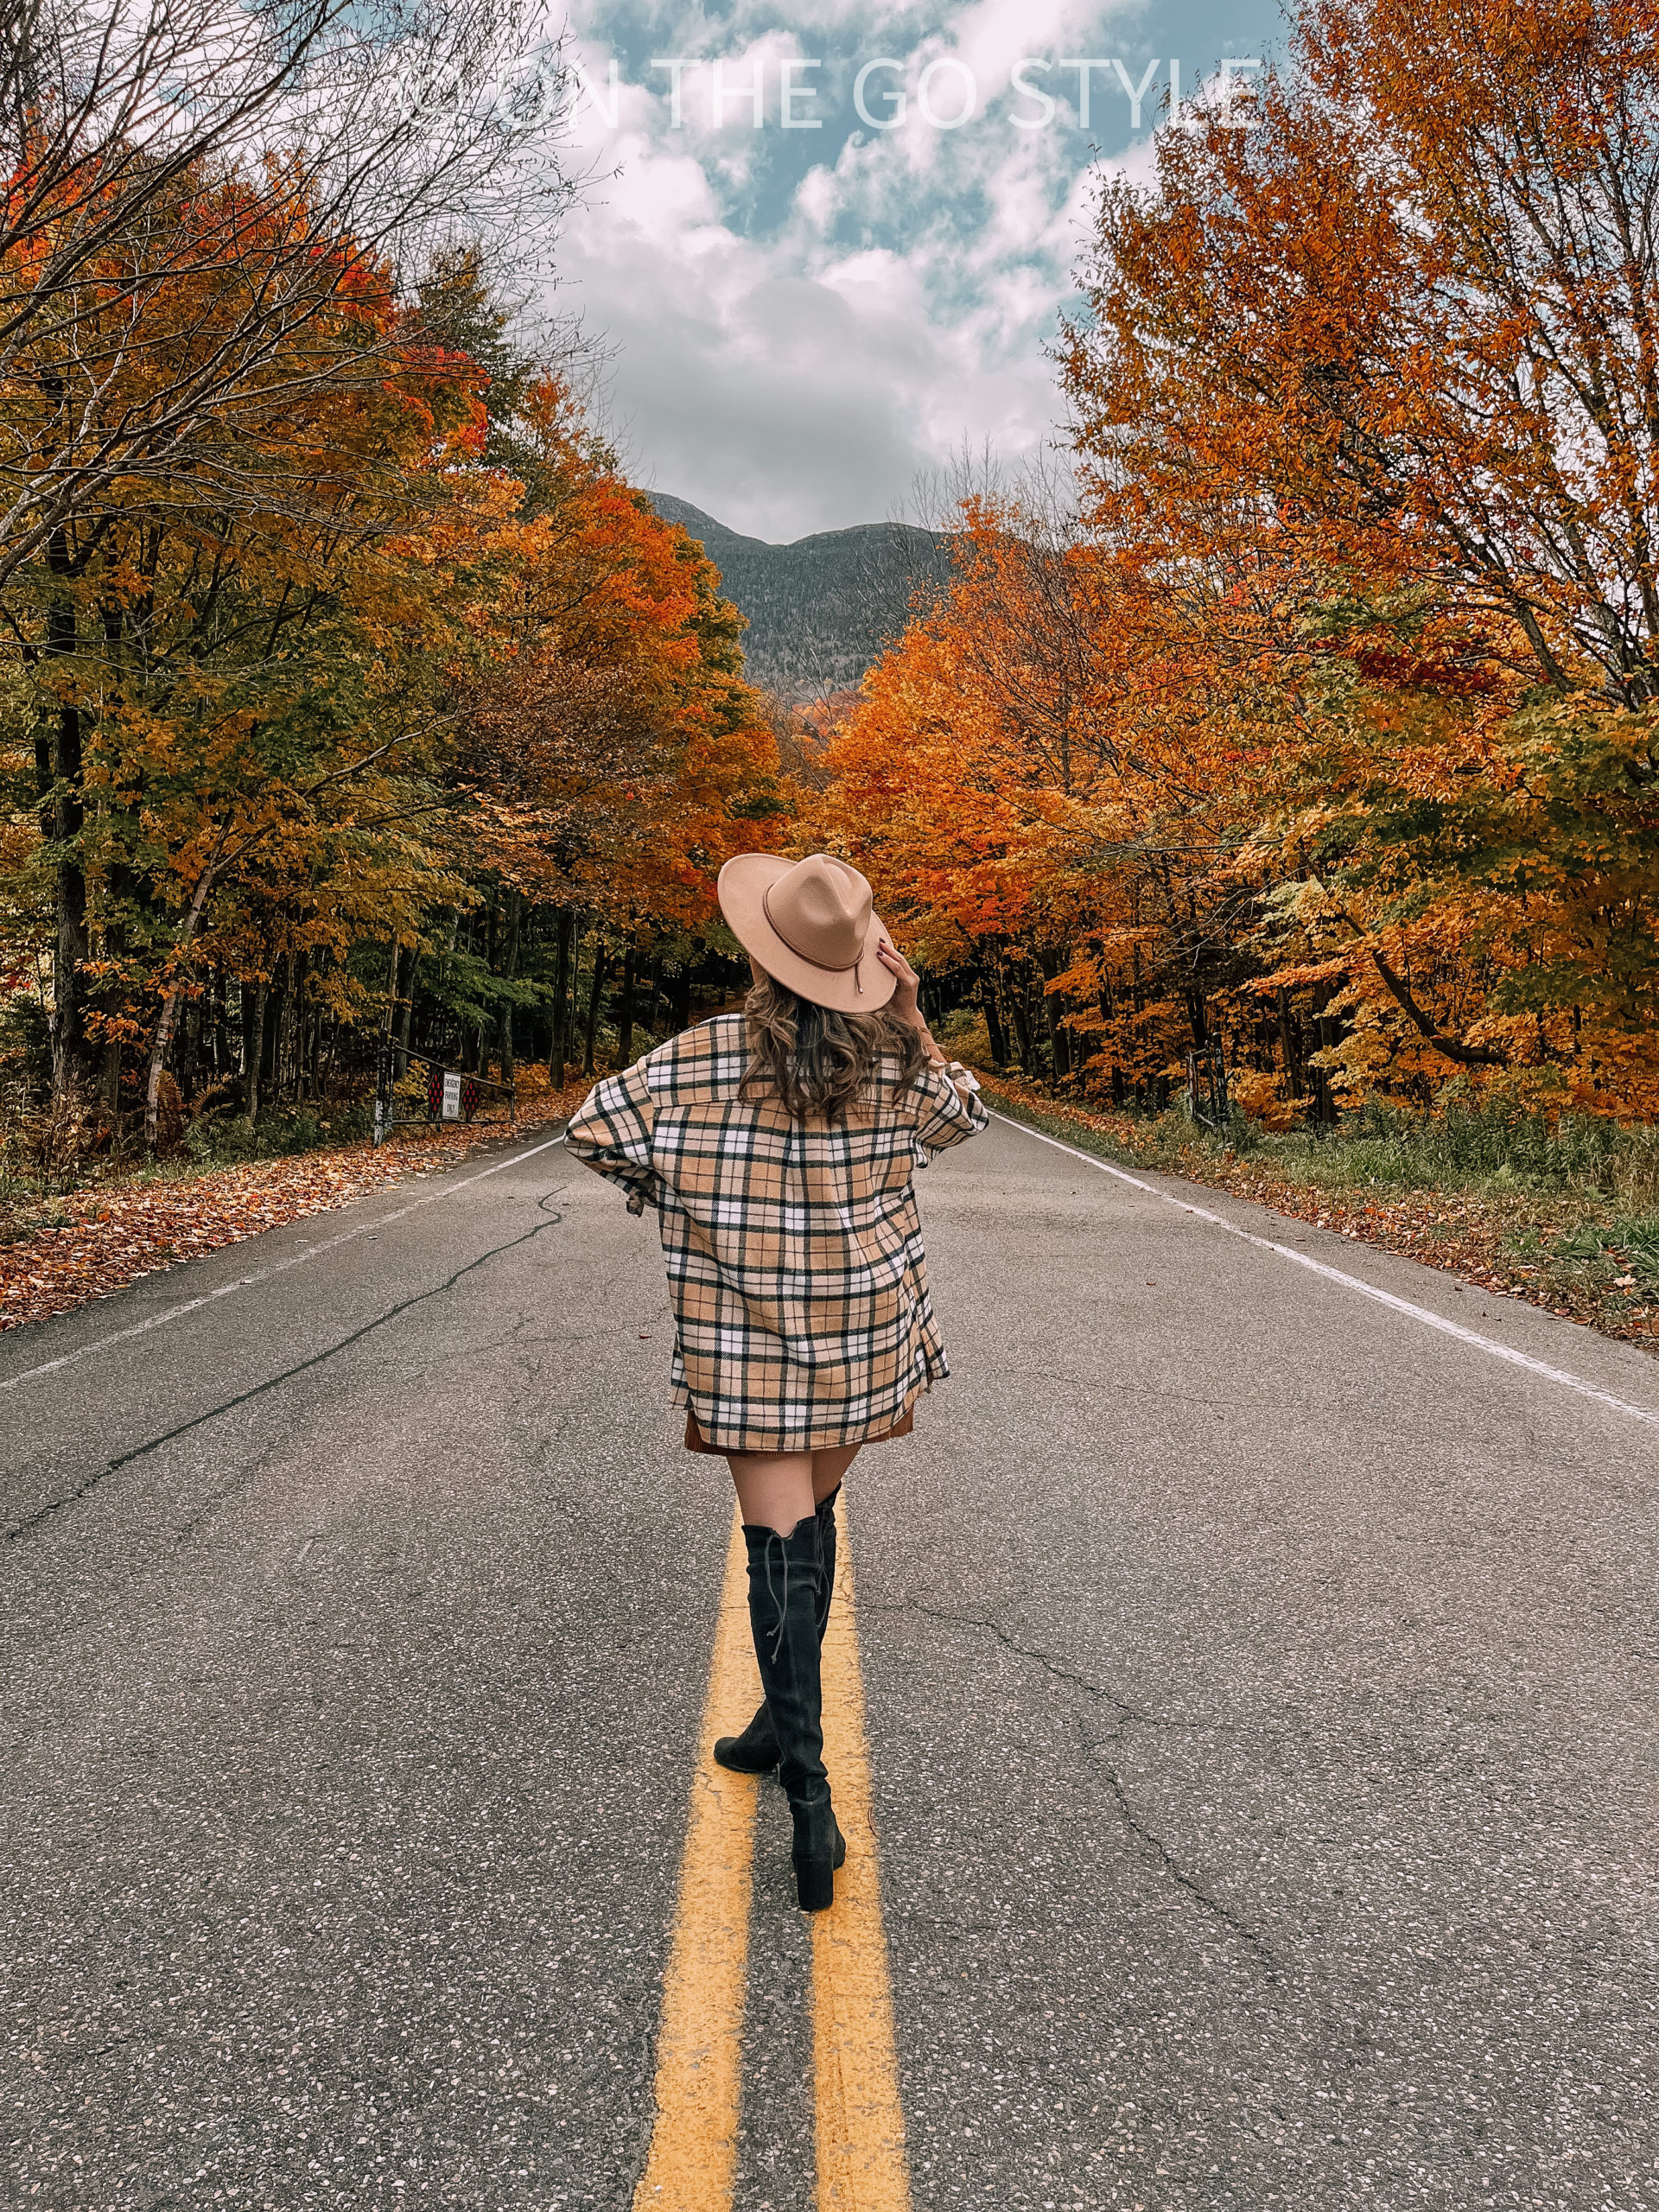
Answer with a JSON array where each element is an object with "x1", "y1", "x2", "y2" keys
[{"x1": 717, "y1": 851, "x2": 897, "y2": 1014}]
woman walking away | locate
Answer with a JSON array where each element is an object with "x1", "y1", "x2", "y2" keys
[{"x1": 564, "y1": 852, "x2": 988, "y2": 1911}]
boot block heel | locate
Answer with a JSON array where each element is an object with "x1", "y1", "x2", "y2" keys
[
  {"x1": 791, "y1": 1803, "x2": 845, "y2": 1912},
  {"x1": 794, "y1": 1851, "x2": 836, "y2": 1912}
]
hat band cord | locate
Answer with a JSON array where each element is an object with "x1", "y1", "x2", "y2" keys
[{"x1": 761, "y1": 883, "x2": 866, "y2": 991}]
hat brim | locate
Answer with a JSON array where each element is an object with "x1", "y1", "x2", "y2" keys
[{"x1": 717, "y1": 853, "x2": 898, "y2": 1014}]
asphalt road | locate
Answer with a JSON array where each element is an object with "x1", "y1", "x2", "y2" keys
[{"x1": 3, "y1": 1111, "x2": 1658, "y2": 2211}]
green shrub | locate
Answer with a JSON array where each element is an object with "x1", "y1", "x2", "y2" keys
[
  {"x1": 1205, "y1": 1091, "x2": 1639, "y2": 1197},
  {"x1": 1618, "y1": 1216, "x2": 1659, "y2": 1287},
  {"x1": 181, "y1": 1101, "x2": 372, "y2": 1167}
]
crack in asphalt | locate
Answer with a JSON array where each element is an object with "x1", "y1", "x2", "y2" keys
[
  {"x1": 3, "y1": 1196, "x2": 566, "y2": 1546},
  {"x1": 872, "y1": 1597, "x2": 1277, "y2": 1971},
  {"x1": 171, "y1": 1427, "x2": 287, "y2": 1549},
  {"x1": 1077, "y1": 1716, "x2": 1281, "y2": 1974},
  {"x1": 865, "y1": 1599, "x2": 1166, "y2": 1726}
]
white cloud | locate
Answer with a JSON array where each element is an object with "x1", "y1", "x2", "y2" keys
[{"x1": 553, "y1": 0, "x2": 1167, "y2": 537}]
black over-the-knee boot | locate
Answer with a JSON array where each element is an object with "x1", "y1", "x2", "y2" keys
[
  {"x1": 715, "y1": 1486, "x2": 838, "y2": 1776},
  {"x1": 741, "y1": 1511, "x2": 844, "y2": 1911}
]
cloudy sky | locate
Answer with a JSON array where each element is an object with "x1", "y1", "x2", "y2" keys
[{"x1": 552, "y1": 2, "x2": 1285, "y2": 540}]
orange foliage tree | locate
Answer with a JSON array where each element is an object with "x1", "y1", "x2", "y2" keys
[
  {"x1": 0, "y1": 194, "x2": 778, "y2": 1151},
  {"x1": 825, "y1": 0, "x2": 1659, "y2": 1124},
  {"x1": 444, "y1": 367, "x2": 782, "y2": 1080}
]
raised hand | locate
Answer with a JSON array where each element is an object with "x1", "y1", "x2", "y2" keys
[{"x1": 875, "y1": 938, "x2": 923, "y2": 1027}]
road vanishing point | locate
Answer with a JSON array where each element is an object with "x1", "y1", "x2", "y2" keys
[{"x1": 3, "y1": 1112, "x2": 1656, "y2": 2209}]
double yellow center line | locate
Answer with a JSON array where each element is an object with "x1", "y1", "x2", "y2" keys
[{"x1": 632, "y1": 1497, "x2": 911, "y2": 2210}]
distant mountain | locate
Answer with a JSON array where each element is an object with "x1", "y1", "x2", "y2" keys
[{"x1": 651, "y1": 494, "x2": 954, "y2": 700}]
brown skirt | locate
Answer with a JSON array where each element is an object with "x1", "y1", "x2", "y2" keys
[{"x1": 683, "y1": 1405, "x2": 915, "y2": 1459}]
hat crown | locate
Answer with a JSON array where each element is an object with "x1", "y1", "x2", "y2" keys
[{"x1": 764, "y1": 854, "x2": 871, "y2": 972}]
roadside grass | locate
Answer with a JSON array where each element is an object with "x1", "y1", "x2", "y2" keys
[{"x1": 979, "y1": 1074, "x2": 1659, "y2": 1353}]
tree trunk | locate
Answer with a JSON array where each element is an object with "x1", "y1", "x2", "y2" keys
[
  {"x1": 96, "y1": 910, "x2": 126, "y2": 1127},
  {"x1": 378, "y1": 941, "x2": 399, "y2": 1122},
  {"x1": 479, "y1": 899, "x2": 499, "y2": 1078},
  {"x1": 241, "y1": 982, "x2": 262, "y2": 1122},
  {"x1": 499, "y1": 892, "x2": 520, "y2": 1084},
  {"x1": 384, "y1": 940, "x2": 400, "y2": 1052},
  {"x1": 291, "y1": 947, "x2": 308, "y2": 1100},
  {"x1": 563, "y1": 915, "x2": 588, "y2": 1075},
  {"x1": 1007, "y1": 963, "x2": 1033, "y2": 1072},
  {"x1": 980, "y1": 973, "x2": 1007, "y2": 1068},
  {"x1": 569, "y1": 919, "x2": 590, "y2": 1071},
  {"x1": 645, "y1": 956, "x2": 664, "y2": 1046},
  {"x1": 99, "y1": 1033, "x2": 122, "y2": 1124},
  {"x1": 548, "y1": 906, "x2": 574, "y2": 1081},
  {"x1": 1309, "y1": 982, "x2": 1336, "y2": 1124},
  {"x1": 437, "y1": 909, "x2": 459, "y2": 1063},
  {"x1": 41, "y1": 517, "x2": 95, "y2": 1102},
  {"x1": 397, "y1": 950, "x2": 416, "y2": 1077},
  {"x1": 178, "y1": 995, "x2": 200, "y2": 1104},
  {"x1": 582, "y1": 945, "x2": 612, "y2": 1076},
  {"x1": 617, "y1": 945, "x2": 637, "y2": 1066},
  {"x1": 143, "y1": 867, "x2": 224, "y2": 1148},
  {"x1": 1277, "y1": 987, "x2": 1303, "y2": 1100},
  {"x1": 213, "y1": 963, "x2": 232, "y2": 1084},
  {"x1": 49, "y1": 696, "x2": 88, "y2": 1098},
  {"x1": 260, "y1": 983, "x2": 278, "y2": 1094},
  {"x1": 263, "y1": 955, "x2": 285, "y2": 1098},
  {"x1": 1039, "y1": 947, "x2": 1068, "y2": 1080}
]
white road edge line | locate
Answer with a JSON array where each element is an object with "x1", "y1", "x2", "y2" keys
[
  {"x1": 0, "y1": 1132, "x2": 569, "y2": 1395},
  {"x1": 991, "y1": 1109, "x2": 1659, "y2": 1431}
]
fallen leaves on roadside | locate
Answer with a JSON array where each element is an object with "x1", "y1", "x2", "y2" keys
[{"x1": 0, "y1": 1082, "x2": 588, "y2": 1335}]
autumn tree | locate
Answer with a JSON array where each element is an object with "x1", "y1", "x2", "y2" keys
[
  {"x1": 0, "y1": 0, "x2": 569, "y2": 587},
  {"x1": 1052, "y1": 0, "x2": 1659, "y2": 1111},
  {"x1": 449, "y1": 373, "x2": 781, "y2": 1079},
  {"x1": 826, "y1": 0, "x2": 1659, "y2": 1124},
  {"x1": 2, "y1": 0, "x2": 571, "y2": 1103}
]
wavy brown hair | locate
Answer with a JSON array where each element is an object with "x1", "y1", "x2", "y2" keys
[{"x1": 740, "y1": 975, "x2": 926, "y2": 1122}]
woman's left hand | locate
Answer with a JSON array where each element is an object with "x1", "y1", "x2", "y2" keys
[{"x1": 875, "y1": 938, "x2": 923, "y2": 1027}]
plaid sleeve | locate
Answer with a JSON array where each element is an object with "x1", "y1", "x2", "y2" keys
[
  {"x1": 912, "y1": 1059, "x2": 990, "y2": 1153},
  {"x1": 564, "y1": 1059, "x2": 660, "y2": 1214}
]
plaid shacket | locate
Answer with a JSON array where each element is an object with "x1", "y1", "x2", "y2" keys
[{"x1": 564, "y1": 1012, "x2": 988, "y2": 1452}]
